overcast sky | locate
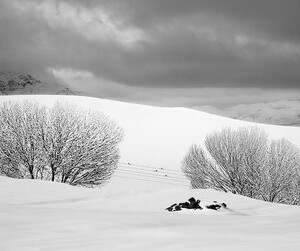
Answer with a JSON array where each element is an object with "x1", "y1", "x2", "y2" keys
[{"x1": 1, "y1": 0, "x2": 300, "y2": 110}]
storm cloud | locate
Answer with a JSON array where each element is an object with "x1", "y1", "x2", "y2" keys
[{"x1": 1, "y1": 0, "x2": 300, "y2": 108}]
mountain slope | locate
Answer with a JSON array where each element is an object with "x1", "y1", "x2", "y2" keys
[
  {"x1": 199, "y1": 100, "x2": 300, "y2": 127},
  {"x1": 0, "y1": 72, "x2": 76, "y2": 95}
]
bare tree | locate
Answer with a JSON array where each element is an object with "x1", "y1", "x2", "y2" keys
[
  {"x1": 290, "y1": 170, "x2": 300, "y2": 205},
  {"x1": 43, "y1": 102, "x2": 124, "y2": 187},
  {"x1": 0, "y1": 100, "x2": 124, "y2": 187},
  {"x1": 261, "y1": 139, "x2": 300, "y2": 203},
  {"x1": 0, "y1": 101, "x2": 47, "y2": 179},
  {"x1": 39, "y1": 102, "x2": 83, "y2": 182},
  {"x1": 182, "y1": 127, "x2": 300, "y2": 205},
  {"x1": 182, "y1": 144, "x2": 232, "y2": 192}
]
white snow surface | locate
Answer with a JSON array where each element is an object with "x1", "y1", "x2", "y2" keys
[{"x1": 0, "y1": 95, "x2": 300, "y2": 250}]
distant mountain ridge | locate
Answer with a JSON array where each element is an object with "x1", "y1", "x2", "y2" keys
[
  {"x1": 222, "y1": 100, "x2": 300, "y2": 127},
  {"x1": 198, "y1": 100, "x2": 300, "y2": 127},
  {"x1": 0, "y1": 72, "x2": 76, "y2": 95},
  {"x1": 1, "y1": 72, "x2": 299, "y2": 127}
]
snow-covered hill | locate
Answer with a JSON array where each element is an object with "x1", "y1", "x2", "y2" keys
[
  {"x1": 225, "y1": 100, "x2": 300, "y2": 126},
  {"x1": 0, "y1": 72, "x2": 76, "y2": 95},
  {"x1": 200, "y1": 100, "x2": 300, "y2": 127},
  {"x1": 1, "y1": 175, "x2": 300, "y2": 251},
  {"x1": 1, "y1": 95, "x2": 300, "y2": 193},
  {"x1": 0, "y1": 95, "x2": 300, "y2": 250}
]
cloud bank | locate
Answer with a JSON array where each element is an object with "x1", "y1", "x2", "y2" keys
[{"x1": 0, "y1": 0, "x2": 300, "y2": 110}]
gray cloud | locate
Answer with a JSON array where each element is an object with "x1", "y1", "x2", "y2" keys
[
  {"x1": 111, "y1": 0, "x2": 300, "y2": 43},
  {"x1": 0, "y1": 0, "x2": 300, "y2": 105}
]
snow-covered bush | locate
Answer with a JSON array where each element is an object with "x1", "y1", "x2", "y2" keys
[
  {"x1": 182, "y1": 127, "x2": 300, "y2": 205},
  {"x1": 0, "y1": 100, "x2": 124, "y2": 187}
]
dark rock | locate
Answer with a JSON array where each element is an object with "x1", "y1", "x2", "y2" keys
[
  {"x1": 206, "y1": 204, "x2": 222, "y2": 210},
  {"x1": 189, "y1": 199, "x2": 202, "y2": 210},
  {"x1": 174, "y1": 205, "x2": 182, "y2": 211},
  {"x1": 193, "y1": 200, "x2": 202, "y2": 210},
  {"x1": 166, "y1": 198, "x2": 226, "y2": 212},
  {"x1": 179, "y1": 202, "x2": 190, "y2": 209},
  {"x1": 221, "y1": 203, "x2": 227, "y2": 208},
  {"x1": 166, "y1": 203, "x2": 177, "y2": 211},
  {"x1": 188, "y1": 197, "x2": 196, "y2": 203}
]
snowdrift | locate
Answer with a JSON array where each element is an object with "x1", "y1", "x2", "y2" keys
[{"x1": 0, "y1": 175, "x2": 300, "y2": 250}]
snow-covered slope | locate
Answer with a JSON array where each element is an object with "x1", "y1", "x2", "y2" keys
[
  {"x1": 1, "y1": 95, "x2": 299, "y2": 166},
  {"x1": 199, "y1": 100, "x2": 300, "y2": 127},
  {"x1": 0, "y1": 95, "x2": 300, "y2": 250},
  {"x1": 0, "y1": 72, "x2": 76, "y2": 95},
  {"x1": 225, "y1": 100, "x2": 300, "y2": 126},
  {"x1": 1, "y1": 95, "x2": 300, "y2": 193},
  {"x1": 0, "y1": 175, "x2": 300, "y2": 251}
]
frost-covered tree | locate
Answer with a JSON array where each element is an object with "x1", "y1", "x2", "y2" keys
[
  {"x1": 0, "y1": 101, "x2": 47, "y2": 179},
  {"x1": 0, "y1": 100, "x2": 124, "y2": 187},
  {"x1": 261, "y1": 139, "x2": 300, "y2": 204},
  {"x1": 182, "y1": 127, "x2": 300, "y2": 205},
  {"x1": 42, "y1": 102, "x2": 124, "y2": 187}
]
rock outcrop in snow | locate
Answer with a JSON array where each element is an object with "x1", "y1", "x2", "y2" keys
[
  {"x1": 166, "y1": 197, "x2": 227, "y2": 212},
  {"x1": 0, "y1": 72, "x2": 76, "y2": 95}
]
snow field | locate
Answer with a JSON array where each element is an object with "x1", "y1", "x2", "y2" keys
[{"x1": 0, "y1": 95, "x2": 300, "y2": 250}]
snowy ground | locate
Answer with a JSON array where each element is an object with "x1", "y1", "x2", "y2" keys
[
  {"x1": 1, "y1": 176, "x2": 300, "y2": 251},
  {"x1": 0, "y1": 95, "x2": 300, "y2": 250}
]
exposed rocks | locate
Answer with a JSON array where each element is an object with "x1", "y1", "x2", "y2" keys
[
  {"x1": 166, "y1": 197, "x2": 202, "y2": 212},
  {"x1": 0, "y1": 72, "x2": 76, "y2": 95},
  {"x1": 166, "y1": 203, "x2": 177, "y2": 211},
  {"x1": 206, "y1": 204, "x2": 221, "y2": 210},
  {"x1": 166, "y1": 197, "x2": 227, "y2": 212}
]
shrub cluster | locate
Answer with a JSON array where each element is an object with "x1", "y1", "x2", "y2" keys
[
  {"x1": 182, "y1": 127, "x2": 300, "y2": 205},
  {"x1": 0, "y1": 100, "x2": 124, "y2": 187}
]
